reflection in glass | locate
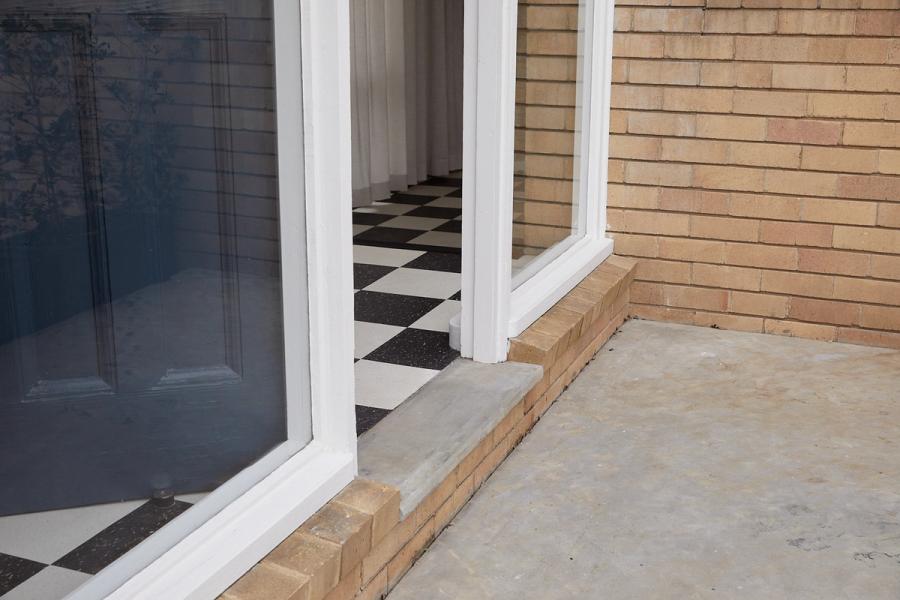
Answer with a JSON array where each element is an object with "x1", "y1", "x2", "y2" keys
[
  {"x1": 512, "y1": 0, "x2": 587, "y2": 284},
  {"x1": 0, "y1": 0, "x2": 300, "y2": 590}
]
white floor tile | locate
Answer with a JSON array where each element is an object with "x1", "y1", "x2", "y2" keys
[
  {"x1": 407, "y1": 185, "x2": 460, "y2": 197},
  {"x1": 353, "y1": 245, "x2": 424, "y2": 267},
  {"x1": 408, "y1": 231, "x2": 462, "y2": 249},
  {"x1": 364, "y1": 268, "x2": 461, "y2": 299},
  {"x1": 352, "y1": 224, "x2": 372, "y2": 236},
  {"x1": 0, "y1": 500, "x2": 144, "y2": 564},
  {"x1": 427, "y1": 196, "x2": 462, "y2": 209},
  {"x1": 354, "y1": 360, "x2": 439, "y2": 410},
  {"x1": 175, "y1": 492, "x2": 210, "y2": 505},
  {"x1": 0, "y1": 566, "x2": 91, "y2": 600},
  {"x1": 380, "y1": 215, "x2": 449, "y2": 231},
  {"x1": 410, "y1": 300, "x2": 461, "y2": 333},
  {"x1": 354, "y1": 202, "x2": 414, "y2": 215},
  {"x1": 354, "y1": 321, "x2": 404, "y2": 359}
]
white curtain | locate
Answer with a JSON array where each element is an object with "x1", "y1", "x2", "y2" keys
[{"x1": 351, "y1": 0, "x2": 464, "y2": 207}]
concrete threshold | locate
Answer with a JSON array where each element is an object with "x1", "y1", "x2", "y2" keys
[{"x1": 358, "y1": 358, "x2": 543, "y2": 517}]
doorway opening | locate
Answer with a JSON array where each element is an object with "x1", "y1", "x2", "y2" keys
[{"x1": 350, "y1": 1, "x2": 464, "y2": 435}]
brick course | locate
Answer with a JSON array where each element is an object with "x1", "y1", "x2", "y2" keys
[{"x1": 609, "y1": 0, "x2": 900, "y2": 348}]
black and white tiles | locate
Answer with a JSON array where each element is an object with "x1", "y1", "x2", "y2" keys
[{"x1": 353, "y1": 176, "x2": 462, "y2": 435}]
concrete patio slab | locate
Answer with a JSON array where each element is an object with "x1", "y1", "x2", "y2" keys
[{"x1": 388, "y1": 320, "x2": 900, "y2": 600}]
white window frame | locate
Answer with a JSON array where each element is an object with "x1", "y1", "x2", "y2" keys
[
  {"x1": 69, "y1": 2, "x2": 357, "y2": 598},
  {"x1": 460, "y1": 0, "x2": 616, "y2": 362}
]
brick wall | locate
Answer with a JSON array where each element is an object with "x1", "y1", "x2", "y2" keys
[
  {"x1": 607, "y1": 0, "x2": 900, "y2": 349},
  {"x1": 513, "y1": 0, "x2": 580, "y2": 261}
]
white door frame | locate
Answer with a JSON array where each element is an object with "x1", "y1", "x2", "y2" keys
[
  {"x1": 460, "y1": 0, "x2": 616, "y2": 362},
  {"x1": 70, "y1": 2, "x2": 357, "y2": 598}
]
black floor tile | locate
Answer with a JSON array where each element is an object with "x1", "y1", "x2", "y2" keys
[
  {"x1": 354, "y1": 226, "x2": 422, "y2": 245},
  {"x1": 353, "y1": 212, "x2": 394, "y2": 226},
  {"x1": 450, "y1": 290, "x2": 461, "y2": 301},
  {"x1": 405, "y1": 206, "x2": 462, "y2": 220},
  {"x1": 404, "y1": 251, "x2": 461, "y2": 273},
  {"x1": 0, "y1": 553, "x2": 46, "y2": 595},
  {"x1": 354, "y1": 263, "x2": 396, "y2": 289},
  {"x1": 356, "y1": 405, "x2": 391, "y2": 436},
  {"x1": 434, "y1": 220, "x2": 462, "y2": 233},
  {"x1": 447, "y1": 187, "x2": 463, "y2": 197},
  {"x1": 54, "y1": 501, "x2": 191, "y2": 575},
  {"x1": 388, "y1": 193, "x2": 438, "y2": 205},
  {"x1": 365, "y1": 328, "x2": 459, "y2": 370},
  {"x1": 354, "y1": 291, "x2": 442, "y2": 327},
  {"x1": 424, "y1": 176, "x2": 463, "y2": 187}
]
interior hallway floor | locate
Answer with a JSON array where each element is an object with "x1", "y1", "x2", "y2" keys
[
  {"x1": 388, "y1": 319, "x2": 900, "y2": 599},
  {"x1": 352, "y1": 174, "x2": 463, "y2": 435}
]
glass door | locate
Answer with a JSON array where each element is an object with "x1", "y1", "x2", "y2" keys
[{"x1": 0, "y1": 1, "x2": 354, "y2": 597}]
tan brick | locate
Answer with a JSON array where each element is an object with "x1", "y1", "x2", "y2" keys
[
  {"x1": 613, "y1": 33, "x2": 666, "y2": 58},
  {"x1": 659, "y1": 188, "x2": 730, "y2": 214},
  {"x1": 846, "y1": 66, "x2": 900, "y2": 93},
  {"x1": 762, "y1": 270, "x2": 834, "y2": 297},
  {"x1": 789, "y1": 297, "x2": 859, "y2": 326},
  {"x1": 637, "y1": 258, "x2": 693, "y2": 284},
  {"x1": 870, "y1": 254, "x2": 900, "y2": 280},
  {"x1": 801, "y1": 198, "x2": 878, "y2": 226},
  {"x1": 726, "y1": 242, "x2": 799, "y2": 269},
  {"x1": 801, "y1": 146, "x2": 878, "y2": 175},
  {"x1": 386, "y1": 518, "x2": 436, "y2": 589},
  {"x1": 360, "y1": 516, "x2": 416, "y2": 585},
  {"x1": 759, "y1": 221, "x2": 833, "y2": 247},
  {"x1": 322, "y1": 564, "x2": 360, "y2": 600},
  {"x1": 838, "y1": 327, "x2": 900, "y2": 350},
  {"x1": 692, "y1": 263, "x2": 761, "y2": 291},
  {"x1": 694, "y1": 165, "x2": 765, "y2": 192},
  {"x1": 807, "y1": 93, "x2": 888, "y2": 120},
  {"x1": 663, "y1": 88, "x2": 734, "y2": 113},
  {"x1": 772, "y1": 64, "x2": 846, "y2": 91},
  {"x1": 843, "y1": 122, "x2": 900, "y2": 148},
  {"x1": 734, "y1": 91, "x2": 808, "y2": 117},
  {"x1": 627, "y1": 111, "x2": 697, "y2": 136},
  {"x1": 777, "y1": 10, "x2": 856, "y2": 35},
  {"x1": 631, "y1": 281, "x2": 665, "y2": 305},
  {"x1": 764, "y1": 319, "x2": 838, "y2": 341},
  {"x1": 764, "y1": 170, "x2": 838, "y2": 198},
  {"x1": 222, "y1": 563, "x2": 310, "y2": 600},
  {"x1": 691, "y1": 215, "x2": 759, "y2": 241},
  {"x1": 435, "y1": 475, "x2": 476, "y2": 532},
  {"x1": 703, "y1": 9, "x2": 778, "y2": 33},
  {"x1": 859, "y1": 305, "x2": 900, "y2": 331},
  {"x1": 734, "y1": 36, "x2": 810, "y2": 62},
  {"x1": 837, "y1": 175, "x2": 899, "y2": 202},
  {"x1": 879, "y1": 203, "x2": 900, "y2": 228},
  {"x1": 854, "y1": 10, "x2": 900, "y2": 36},
  {"x1": 664, "y1": 35, "x2": 735, "y2": 59},
  {"x1": 658, "y1": 237, "x2": 726, "y2": 263},
  {"x1": 693, "y1": 311, "x2": 764, "y2": 333},
  {"x1": 834, "y1": 277, "x2": 900, "y2": 305},
  {"x1": 729, "y1": 193, "x2": 801, "y2": 220},
  {"x1": 628, "y1": 59, "x2": 700, "y2": 85},
  {"x1": 614, "y1": 7, "x2": 634, "y2": 31},
  {"x1": 610, "y1": 110, "x2": 628, "y2": 133},
  {"x1": 730, "y1": 142, "x2": 801, "y2": 169},
  {"x1": 632, "y1": 8, "x2": 704, "y2": 32},
  {"x1": 766, "y1": 119, "x2": 843, "y2": 146},
  {"x1": 834, "y1": 226, "x2": 900, "y2": 253},
  {"x1": 629, "y1": 302, "x2": 695, "y2": 325},
  {"x1": 696, "y1": 114, "x2": 768, "y2": 141},
  {"x1": 661, "y1": 284, "x2": 730, "y2": 311},
  {"x1": 266, "y1": 531, "x2": 341, "y2": 600},
  {"x1": 301, "y1": 504, "x2": 373, "y2": 579},
  {"x1": 332, "y1": 480, "x2": 401, "y2": 547},
  {"x1": 880, "y1": 150, "x2": 900, "y2": 176},
  {"x1": 798, "y1": 248, "x2": 870, "y2": 276},
  {"x1": 608, "y1": 183, "x2": 660, "y2": 209},
  {"x1": 610, "y1": 232, "x2": 660, "y2": 257},
  {"x1": 661, "y1": 138, "x2": 729, "y2": 164},
  {"x1": 730, "y1": 291, "x2": 790, "y2": 318},
  {"x1": 743, "y1": 0, "x2": 817, "y2": 7},
  {"x1": 611, "y1": 84, "x2": 664, "y2": 110},
  {"x1": 610, "y1": 135, "x2": 662, "y2": 160},
  {"x1": 624, "y1": 161, "x2": 693, "y2": 186}
]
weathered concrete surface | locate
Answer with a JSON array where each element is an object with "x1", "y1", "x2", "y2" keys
[
  {"x1": 359, "y1": 359, "x2": 543, "y2": 516},
  {"x1": 388, "y1": 320, "x2": 900, "y2": 599}
]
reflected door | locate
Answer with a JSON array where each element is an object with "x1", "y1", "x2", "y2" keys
[{"x1": 0, "y1": 2, "x2": 298, "y2": 516}]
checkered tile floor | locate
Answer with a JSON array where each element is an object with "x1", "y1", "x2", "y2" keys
[
  {"x1": 0, "y1": 493, "x2": 205, "y2": 599},
  {"x1": 353, "y1": 174, "x2": 463, "y2": 435}
]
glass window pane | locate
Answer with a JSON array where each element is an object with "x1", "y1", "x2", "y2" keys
[
  {"x1": 512, "y1": 0, "x2": 587, "y2": 285},
  {"x1": 0, "y1": 0, "x2": 304, "y2": 593}
]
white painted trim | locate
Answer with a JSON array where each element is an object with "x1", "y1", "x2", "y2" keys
[
  {"x1": 69, "y1": 1, "x2": 356, "y2": 598},
  {"x1": 459, "y1": 0, "x2": 519, "y2": 363}
]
